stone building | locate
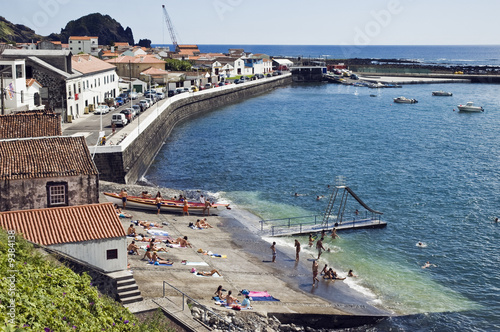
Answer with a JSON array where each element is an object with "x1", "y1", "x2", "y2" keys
[
  {"x1": 0, "y1": 135, "x2": 99, "y2": 211},
  {"x1": 0, "y1": 203, "x2": 127, "y2": 272},
  {"x1": 105, "y1": 55, "x2": 165, "y2": 79}
]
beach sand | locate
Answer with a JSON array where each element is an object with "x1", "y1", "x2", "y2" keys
[{"x1": 101, "y1": 182, "x2": 390, "y2": 326}]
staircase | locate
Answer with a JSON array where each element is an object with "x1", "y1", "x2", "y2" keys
[{"x1": 107, "y1": 270, "x2": 143, "y2": 305}]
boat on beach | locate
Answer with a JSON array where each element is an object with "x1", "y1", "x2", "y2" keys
[
  {"x1": 104, "y1": 192, "x2": 230, "y2": 214},
  {"x1": 457, "y1": 102, "x2": 484, "y2": 112},
  {"x1": 432, "y1": 91, "x2": 453, "y2": 96},
  {"x1": 394, "y1": 96, "x2": 418, "y2": 104}
]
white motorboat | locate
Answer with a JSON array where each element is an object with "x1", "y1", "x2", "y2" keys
[
  {"x1": 432, "y1": 91, "x2": 453, "y2": 96},
  {"x1": 394, "y1": 96, "x2": 418, "y2": 104},
  {"x1": 457, "y1": 102, "x2": 484, "y2": 112}
]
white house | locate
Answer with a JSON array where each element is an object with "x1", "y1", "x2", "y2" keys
[
  {"x1": 0, "y1": 203, "x2": 127, "y2": 272},
  {"x1": 0, "y1": 59, "x2": 29, "y2": 112},
  {"x1": 68, "y1": 54, "x2": 119, "y2": 119},
  {"x1": 69, "y1": 36, "x2": 99, "y2": 55},
  {"x1": 25, "y1": 78, "x2": 43, "y2": 110}
]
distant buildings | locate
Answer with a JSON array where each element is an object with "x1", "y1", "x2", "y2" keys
[{"x1": 69, "y1": 36, "x2": 99, "y2": 55}]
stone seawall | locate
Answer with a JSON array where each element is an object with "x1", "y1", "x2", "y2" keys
[{"x1": 93, "y1": 75, "x2": 292, "y2": 184}]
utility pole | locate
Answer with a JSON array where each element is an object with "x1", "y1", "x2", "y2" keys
[{"x1": 1, "y1": 72, "x2": 5, "y2": 115}]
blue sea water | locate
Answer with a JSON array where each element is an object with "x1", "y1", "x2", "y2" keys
[
  {"x1": 152, "y1": 44, "x2": 500, "y2": 66},
  {"x1": 145, "y1": 80, "x2": 500, "y2": 331}
]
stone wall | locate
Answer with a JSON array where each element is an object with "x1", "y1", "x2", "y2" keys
[{"x1": 94, "y1": 76, "x2": 292, "y2": 184}]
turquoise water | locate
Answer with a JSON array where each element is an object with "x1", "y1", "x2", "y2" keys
[{"x1": 146, "y1": 82, "x2": 500, "y2": 331}]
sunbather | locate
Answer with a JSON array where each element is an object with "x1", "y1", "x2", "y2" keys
[
  {"x1": 197, "y1": 269, "x2": 221, "y2": 276},
  {"x1": 115, "y1": 204, "x2": 132, "y2": 218},
  {"x1": 226, "y1": 290, "x2": 238, "y2": 306},
  {"x1": 241, "y1": 295, "x2": 251, "y2": 309},
  {"x1": 214, "y1": 285, "x2": 226, "y2": 300},
  {"x1": 151, "y1": 251, "x2": 172, "y2": 265},
  {"x1": 127, "y1": 224, "x2": 137, "y2": 237},
  {"x1": 127, "y1": 241, "x2": 139, "y2": 255},
  {"x1": 148, "y1": 239, "x2": 168, "y2": 252},
  {"x1": 167, "y1": 236, "x2": 192, "y2": 248},
  {"x1": 142, "y1": 248, "x2": 153, "y2": 261},
  {"x1": 134, "y1": 220, "x2": 163, "y2": 229},
  {"x1": 200, "y1": 218, "x2": 213, "y2": 228}
]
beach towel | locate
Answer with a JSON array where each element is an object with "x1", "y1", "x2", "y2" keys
[
  {"x1": 166, "y1": 243, "x2": 188, "y2": 248},
  {"x1": 248, "y1": 291, "x2": 271, "y2": 297},
  {"x1": 250, "y1": 296, "x2": 280, "y2": 302},
  {"x1": 147, "y1": 261, "x2": 173, "y2": 266},
  {"x1": 210, "y1": 254, "x2": 227, "y2": 258},
  {"x1": 182, "y1": 261, "x2": 209, "y2": 266},
  {"x1": 147, "y1": 229, "x2": 169, "y2": 236},
  {"x1": 194, "y1": 272, "x2": 221, "y2": 278}
]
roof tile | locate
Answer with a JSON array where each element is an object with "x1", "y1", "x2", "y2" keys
[
  {"x1": 0, "y1": 203, "x2": 126, "y2": 245},
  {"x1": 0, "y1": 112, "x2": 61, "y2": 139}
]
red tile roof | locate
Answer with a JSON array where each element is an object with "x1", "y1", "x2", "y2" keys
[
  {"x1": 72, "y1": 54, "x2": 116, "y2": 74},
  {"x1": 25, "y1": 78, "x2": 42, "y2": 88},
  {"x1": 0, "y1": 112, "x2": 61, "y2": 139},
  {"x1": 0, "y1": 203, "x2": 126, "y2": 245},
  {"x1": 105, "y1": 55, "x2": 165, "y2": 64},
  {"x1": 0, "y1": 136, "x2": 98, "y2": 180}
]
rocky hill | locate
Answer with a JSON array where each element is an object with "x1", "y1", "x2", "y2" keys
[
  {"x1": 0, "y1": 13, "x2": 134, "y2": 46},
  {"x1": 57, "y1": 13, "x2": 134, "y2": 46},
  {"x1": 0, "y1": 16, "x2": 43, "y2": 43}
]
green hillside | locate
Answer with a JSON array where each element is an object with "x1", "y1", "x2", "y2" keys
[
  {"x1": 0, "y1": 16, "x2": 43, "y2": 44},
  {"x1": 0, "y1": 229, "x2": 172, "y2": 331}
]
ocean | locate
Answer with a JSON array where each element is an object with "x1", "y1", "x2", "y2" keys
[
  {"x1": 151, "y1": 44, "x2": 500, "y2": 67},
  {"x1": 144, "y1": 46, "x2": 500, "y2": 331}
]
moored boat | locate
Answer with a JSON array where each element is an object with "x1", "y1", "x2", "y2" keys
[
  {"x1": 104, "y1": 192, "x2": 230, "y2": 214},
  {"x1": 394, "y1": 96, "x2": 418, "y2": 104},
  {"x1": 457, "y1": 102, "x2": 484, "y2": 112},
  {"x1": 432, "y1": 91, "x2": 453, "y2": 96}
]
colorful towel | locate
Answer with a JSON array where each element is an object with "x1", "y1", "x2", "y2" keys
[
  {"x1": 210, "y1": 254, "x2": 227, "y2": 258},
  {"x1": 250, "y1": 296, "x2": 280, "y2": 302},
  {"x1": 194, "y1": 272, "x2": 221, "y2": 278},
  {"x1": 147, "y1": 262, "x2": 172, "y2": 266},
  {"x1": 248, "y1": 291, "x2": 271, "y2": 297}
]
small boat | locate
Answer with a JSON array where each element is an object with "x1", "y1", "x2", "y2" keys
[
  {"x1": 432, "y1": 91, "x2": 453, "y2": 96},
  {"x1": 394, "y1": 96, "x2": 418, "y2": 104},
  {"x1": 457, "y1": 102, "x2": 484, "y2": 112},
  {"x1": 104, "y1": 192, "x2": 230, "y2": 214}
]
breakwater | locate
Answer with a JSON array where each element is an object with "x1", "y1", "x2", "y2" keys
[{"x1": 91, "y1": 74, "x2": 292, "y2": 184}]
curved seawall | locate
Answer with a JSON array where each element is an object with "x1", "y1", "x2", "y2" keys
[{"x1": 92, "y1": 74, "x2": 292, "y2": 184}]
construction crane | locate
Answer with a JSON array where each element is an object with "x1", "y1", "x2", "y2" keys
[{"x1": 162, "y1": 4, "x2": 178, "y2": 48}]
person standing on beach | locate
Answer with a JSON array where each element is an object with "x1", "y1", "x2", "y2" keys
[
  {"x1": 200, "y1": 195, "x2": 205, "y2": 204},
  {"x1": 119, "y1": 189, "x2": 128, "y2": 209},
  {"x1": 294, "y1": 239, "x2": 301, "y2": 261},
  {"x1": 183, "y1": 200, "x2": 189, "y2": 216},
  {"x1": 203, "y1": 199, "x2": 211, "y2": 216},
  {"x1": 312, "y1": 260, "x2": 319, "y2": 286},
  {"x1": 316, "y1": 237, "x2": 326, "y2": 259},
  {"x1": 271, "y1": 242, "x2": 277, "y2": 262},
  {"x1": 308, "y1": 234, "x2": 314, "y2": 247},
  {"x1": 155, "y1": 194, "x2": 162, "y2": 215}
]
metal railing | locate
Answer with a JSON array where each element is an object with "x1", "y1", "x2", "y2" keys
[{"x1": 162, "y1": 281, "x2": 236, "y2": 331}]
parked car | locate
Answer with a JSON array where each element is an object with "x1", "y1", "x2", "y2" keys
[
  {"x1": 175, "y1": 88, "x2": 185, "y2": 94},
  {"x1": 255, "y1": 73, "x2": 265, "y2": 79},
  {"x1": 144, "y1": 98, "x2": 155, "y2": 106},
  {"x1": 168, "y1": 90, "x2": 177, "y2": 97},
  {"x1": 94, "y1": 105, "x2": 110, "y2": 114},
  {"x1": 190, "y1": 86, "x2": 199, "y2": 92},
  {"x1": 132, "y1": 105, "x2": 141, "y2": 114},
  {"x1": 156, "y1": 92, "x2": 165, "y2": 100},
  {"x1": 183, "y1": 87, "x2": 189, "y2": 93},
  {"x1": 266, "y1": 73, "x2": 272, "y2": 77},
  {"x1": 204, "y1": 83, "x2": 212, "y2": 89},
  {"x1": 144, "y1": 92, "x2": 157, "y2": 101},
  {"x1": 120, "y1": 109, "x2": 133, "y2": 122},
  {"x1": 118, "y1": 93, "x2": 129, "y2": 102},
  {"x1": 111, "y1": 113, "x2": 128, "y2": 127},
  {"x1": 114, "y1": 97, "x2": 124, "y2": 106},
  {"x1": 234, "y1": 79, "x2": 242, "y2": 84},
  {"x1": 129, "y1": 92, "x2": 138, "y2": 100},
  {"x1": 139, "y1": 99, "x2": 150, "y2": 109}
]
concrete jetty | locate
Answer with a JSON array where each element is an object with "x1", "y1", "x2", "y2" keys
[{"x1": 105, "y1": 189, "x2": 392, "y2": 330}]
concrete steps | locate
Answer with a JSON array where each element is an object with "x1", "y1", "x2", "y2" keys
[{"x1": 106, "y1": 270, "x2": 143, "y2": 305}]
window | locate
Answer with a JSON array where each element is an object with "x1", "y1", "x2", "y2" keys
[
  {"x1": 107, "y1": 249, "x2": 118, "y2": 260},
  {"x1": 46, "y1": 182, "x2": 68, "y2": 207},
  {"x1": 20, "y1": 91, "x2": 24, "y2": 103},
  {"x1": 16, "y1": 65, "x2": 23, "y2": 79}
]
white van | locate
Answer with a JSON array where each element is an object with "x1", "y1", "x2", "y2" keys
[{"x1": 111, "y1": 113, "x2": 128, "y2": 127}]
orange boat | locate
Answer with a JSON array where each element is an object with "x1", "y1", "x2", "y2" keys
[{"x1": 104, "y1": 192, "x2": 230, "y2": 215}]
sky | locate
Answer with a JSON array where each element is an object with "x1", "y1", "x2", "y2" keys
[{"x1": 3, "y1": 0, "x2": 500, "y2": 46}]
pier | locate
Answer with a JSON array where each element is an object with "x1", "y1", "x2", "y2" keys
[{"x1": 260, "y1": 184, "x2": 387, "y2": 237}]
